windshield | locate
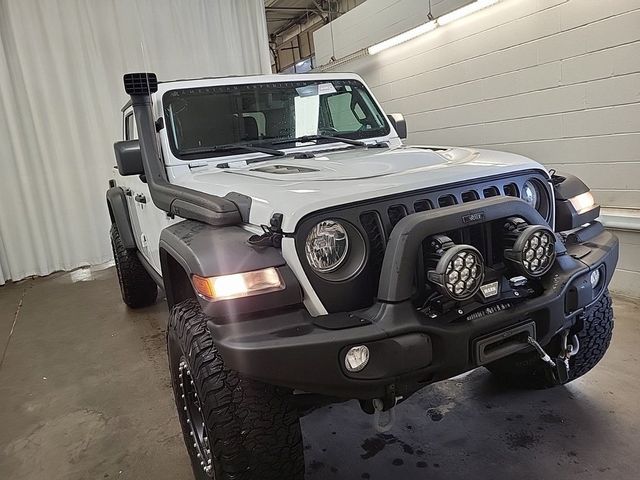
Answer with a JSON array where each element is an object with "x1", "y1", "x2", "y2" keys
[{"x1": 162, "y1": 79, "x2": 390, "y2": 160}]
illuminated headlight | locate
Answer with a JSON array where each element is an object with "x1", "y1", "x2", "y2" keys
[
  {"x1": 191, "y1": 267, "x2": 284, "y2": 301},
  {"x1": 521, "y1": 180, "x2": 540, "y2": 209},
  {"x1": 569, "y1": 191, "x2": 595, "y2": 213},
  {"x1": 590, "y1": 268, "x2": 601, "y2": 289},
  {"x1": 344, "y1": 345, "x2": 370, "y2": 372},
  {"x1": 504, "y1": 225, "x2": 556, "y2": 278},
  {"x1": 305, "y1": 220, "x2": 349, "y2": 273},
  {"x1": 427, "y1": 244, "x2": 485, "y2": 301}
]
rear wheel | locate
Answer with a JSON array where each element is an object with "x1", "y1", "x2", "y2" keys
[
  {"x1": 487, "y1": 290, "x2": 614, "y2": 389},
  {"x1": 167, "y1": 299, "x2": 304, "y2": 480},
  {"x1": 110, "y1": 223, "x2": 157, "y2": 308}
]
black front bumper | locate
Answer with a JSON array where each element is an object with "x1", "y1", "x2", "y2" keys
[{"x1": 208, "y1": 198, "x2": 618, "y2": 400}]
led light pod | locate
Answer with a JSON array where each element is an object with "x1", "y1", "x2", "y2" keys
[
  {"x1": 426, "y1": 236, "x2": 485, "y2": 301},
  {"x1": 503, "y1": 219, "x2": 556, "y2": 278}
]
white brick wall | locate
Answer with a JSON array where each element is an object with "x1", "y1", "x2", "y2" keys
[{"x1": 315, "y1": 0, "x2": 640, "y2": 296}]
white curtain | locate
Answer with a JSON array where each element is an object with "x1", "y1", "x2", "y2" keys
[{"x1": 0, "y1": 0, "x2": 270, "y2": 285}]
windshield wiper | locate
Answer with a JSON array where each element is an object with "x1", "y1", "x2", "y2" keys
[
  {"x1": 180, "y1": 143, "x2": 286, "y2": 157},
  {"x1": 270, "y1": 134, "x2": 366, "y2": 147}
]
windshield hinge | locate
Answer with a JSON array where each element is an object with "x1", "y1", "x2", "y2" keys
[{"x1": 247, "y1": 213, "x2": 284, "y2": 249}]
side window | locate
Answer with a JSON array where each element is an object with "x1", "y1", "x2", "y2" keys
[
  {"x1": 124, "y1": 112, "x2": 138, "y2": 140},
  {"x1": 325, "y1": 92, "x2": 363, "y2": 132}
]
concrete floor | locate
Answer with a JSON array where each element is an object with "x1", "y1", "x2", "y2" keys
[{"x1": 0, "y1": 266, "x2": 639, "y2": 479}]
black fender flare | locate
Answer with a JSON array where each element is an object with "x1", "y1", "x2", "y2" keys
[
  {"x1": 159, "y1": 220, "x2": 302, "y2": 317},
  {"x1": 106, "y1": 186, "x2": 136, "y2": 249}
]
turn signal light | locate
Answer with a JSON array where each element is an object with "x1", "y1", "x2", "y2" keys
[{"x1": 192, "y1": 268, "x2": 284, "y2": 302}]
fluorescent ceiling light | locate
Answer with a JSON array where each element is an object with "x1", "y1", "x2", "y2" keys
[
  {"x1": 368, "y1": 20, "x2": 437, "y2": 55},
  {"x1": 438, "y1": 0, "x2": 499, "y2": 26}
]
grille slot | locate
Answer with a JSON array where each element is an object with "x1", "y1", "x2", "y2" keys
[
  {"x1": 360, "y1": 211, "x2": 386, "y2": 290},
  {"x1": 388, "y1": 204, "x2": 408, "y2": 228},
  {"x1": 414, "y1": 199, "x2": 433, "y2": 212},
  {"x1": 462, "y1": 190, "x2": 480, "y2": 202},
  {"x1": 504, "y1": 183, "x2": 519, "y2": 197},
  {"x1": 483, "y1": 186, "x2": 500, "y2": 198},
  {"x1": 438, "y1": 194, "x2": 457, "y2": 207}
]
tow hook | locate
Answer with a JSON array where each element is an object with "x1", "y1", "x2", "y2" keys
[
  {"x1": 556, "y1": 330, "x2": 580, "y2": 384},
  {"x1": 373, "y1": 398, "x2": 396, "y2": 432},
  {"x1": 372, "y1": 385, "x2": 400, "y2": 432}
]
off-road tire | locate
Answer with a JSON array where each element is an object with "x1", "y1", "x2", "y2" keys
[
  {"x1": 167, "y1": 299, "x2": 304, "y2": 480},
  {"x1": 110, "y1": 223, "x2": 157, "y2": 308},
  {"x1": 487, "y1": 290, "x2": 614, "y2": 389}
]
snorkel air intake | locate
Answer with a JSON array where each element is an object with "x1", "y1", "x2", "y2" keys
[{"x1": 123, "y1": 72, "x2": 241, "y2": 226}]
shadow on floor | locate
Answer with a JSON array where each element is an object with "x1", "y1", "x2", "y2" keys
[{"x1": 1, "y1": 267, "x2": 638, "y2": 479}]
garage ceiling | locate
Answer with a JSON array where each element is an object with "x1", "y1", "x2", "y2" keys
[{"x1": 265, "y1": 0, "x2": 334, "y2": 38}]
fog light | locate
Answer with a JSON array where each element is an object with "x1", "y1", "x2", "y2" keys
[
  {"x1": 345, "y1": 345, "x2": 370, "y2": 372},
  {"x1": 590, "y1": 268, "x2": 601, "y2": 289}
]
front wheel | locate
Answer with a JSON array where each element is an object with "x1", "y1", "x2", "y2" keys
[
  {"x1": 487, "y1": 290, "x2": 614, "y2": 389},
  {"x1": 167, "y1": 299, "x2": 304, "y2": 480}
]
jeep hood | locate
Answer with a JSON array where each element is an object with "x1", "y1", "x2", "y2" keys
[{"x1": 172, "y1": 145, "x2": 547, "y2": 232}]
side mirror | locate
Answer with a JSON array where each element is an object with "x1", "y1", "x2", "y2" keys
[
  {"x1": 387, "y1": 113, "x2": 407, "y2": 139},
  {"x1": 114, "y1": 140, "x2": 144, "y2": 176}
]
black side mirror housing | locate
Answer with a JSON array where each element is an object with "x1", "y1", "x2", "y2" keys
[
  {"x1": 114, "y1": 140, "x2": 145, "y2": 176},
  {"x1": 387, "y1": 113, "x2": 407, "y2": 139}
]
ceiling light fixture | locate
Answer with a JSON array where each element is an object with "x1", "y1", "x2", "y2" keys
[
  {"x1": 367, "y1": 20, "x2": 437, "y2": 55},
  {"x1": 367, "y1": 0, "x2": 500, "y2": 55},
  {"x1": 437, "y1": 0, "x2": 499, "y2": 25}
]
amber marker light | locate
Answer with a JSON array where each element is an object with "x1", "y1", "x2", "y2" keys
[{"x1": 192, "y1": 268, "x2": 284, "y2": 302}]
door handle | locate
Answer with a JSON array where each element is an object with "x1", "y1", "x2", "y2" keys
[{"x1": 134, "y1": 193, "x2": 147, "y2": 204}]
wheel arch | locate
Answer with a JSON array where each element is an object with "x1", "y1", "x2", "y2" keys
[
  {"x1": 106, "y1": 186, "x2": 136, "y2": 249},
  {"x1": 159, "y1": 219, "x2": 303, "y2": 316},
  {"x1": 160, "y1": 247, "x2": 196, "y2": 309}
]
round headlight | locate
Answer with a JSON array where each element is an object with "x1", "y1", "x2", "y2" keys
[
  {"x1": 522, "y1": 180, "x2": 540, "y2": 209},
  {"x1": 305, "y1": 220, "x2": 349, "y2": 273}
]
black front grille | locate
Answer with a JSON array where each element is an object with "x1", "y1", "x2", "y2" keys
[{"x1": 295, "y1": 170, "x2": 552, "y2": 313}]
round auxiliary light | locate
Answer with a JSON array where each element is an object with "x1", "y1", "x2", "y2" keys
[
  {"x1": 305, "y1": 220, "x2": 349, "y2": 273},
  {"x1": 427, "y1": 244, "x2": 485, "y2": 301},
  {"x1": 344, "y1": 345, "x2": 370, "y2": 372},
  {"x1": 505, "y1": 225, "x2": 556, "y2": 278}
]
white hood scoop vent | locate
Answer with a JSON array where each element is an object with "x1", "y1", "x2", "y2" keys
[{"x1": 251, "y1": 164, "x2": 319, "y2": 174}]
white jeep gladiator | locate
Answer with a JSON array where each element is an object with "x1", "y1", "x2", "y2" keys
[{"x1": 107, "y1": 72, "x2": 618, "y2": 480}]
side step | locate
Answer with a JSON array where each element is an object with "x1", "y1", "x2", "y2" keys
[{"x1": 473, "y1": 321, "x2": 536, "y2": 365}]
